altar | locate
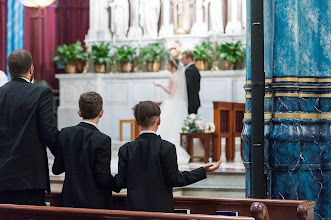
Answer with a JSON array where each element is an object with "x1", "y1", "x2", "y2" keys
[{"x1": 56, "y1": 69, "x2": 245, "y2": 142}]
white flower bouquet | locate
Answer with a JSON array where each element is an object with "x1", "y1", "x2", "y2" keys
[{"x1": 182, "y1": 114, "x2": 215, "y2": 133}]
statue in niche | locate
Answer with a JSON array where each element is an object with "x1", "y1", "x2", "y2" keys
[
  {"x1": 204, "y1": 0, "x2": 224, "y2": 34},
  {"x1": 109, "y1": 0, "x2": 129, "y2": 38},
  {"x1": 128, "y1": 0, "x2": 143, "y2": 38},
  {"x1": 139, "y1": 0, "x2": 161, "y2": 38}
]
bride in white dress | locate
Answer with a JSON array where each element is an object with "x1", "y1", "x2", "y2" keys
[{"x1": 154, "y1": 57, "x2": 191, "y2": 165}]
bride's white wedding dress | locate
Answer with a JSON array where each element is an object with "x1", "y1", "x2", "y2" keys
[{"x1": 157, "y1": 64, "x2": 191, "y2": 165}]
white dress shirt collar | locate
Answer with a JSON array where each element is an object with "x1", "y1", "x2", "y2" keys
[
  {"x1": 186, "y1": 62, "x2": 194, "y2": 68},
  {"x1": 19, "y1": 77, "x2": 31, "y2": 83},
  {"x1": 139, "y1": 130, "x2": 158, "y2": 135},
  {"x1": 82, "y1": 120, "x2": 98, "y2": 128}
]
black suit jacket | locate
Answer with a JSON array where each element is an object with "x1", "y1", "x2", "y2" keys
[
  {"x1": 52, "y1": 122, "x2": 115, "y2": 209},
  {"x1": 185, "y1": 64, "x2": 201, "y2": 114},
  {"x1": 0, "y1": 78, "x2": 58, "y2": 192},
  {"x1": 114, "y1": 133, "x2": 206, "y2": 213}
]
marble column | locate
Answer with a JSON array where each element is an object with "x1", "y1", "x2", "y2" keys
[
  {"x1": 191, "y1": 0, "x2": 208, "y2": 35},
  {"x1": 244, "y1": 0, "x2": 331, "y2": 219},
  {"x1": 225, "y1": 0, "x2": 242, "y2": 34},
  {"x1": 128, "y1": 0, "x2": 143, "y2": 38},
  {"x1": 159, "y1": 0, "x2": 174, "y2": 37},
  {"x1": 87, "y1": 0, "x2": 112, "y2": 42}
]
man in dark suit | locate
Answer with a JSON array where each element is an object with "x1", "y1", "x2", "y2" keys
[
  {"x1": 182, "y1": 51, "x2": 201, "y2": 114},
  {"x1": 52, "y1": 92, "x2": 115, "y2": 209},
  {"x1": 0, "y1": 50, "x2": 58, "y2": 206},
  {"x1": 114, "y1": 101, "x2": 221, "y2": 212}
]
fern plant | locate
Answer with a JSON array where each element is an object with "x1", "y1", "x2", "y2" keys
[
  {"x1": 91, "y1": 42, "x2": 112, "y2": 64},
  {"x1": 193, "y1": 42, "x2": 213, "y2": 62},
  {"x1": 53, "y1": 41, "x2": 87, "y2": 64},
  {"x1": 216, "y1": 41, "x2": 246, "y2": 64},
  {"x1": 116, "y1": 45, "x2": 137, "y2": 63}
]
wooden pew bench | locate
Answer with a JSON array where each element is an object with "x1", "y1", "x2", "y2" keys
[
  {"x1": 45, "y1": 193, "x2": 315, "y2": 220},
  {"x1": 0, "y1": 204, "x2": 255, "y2": 220}
]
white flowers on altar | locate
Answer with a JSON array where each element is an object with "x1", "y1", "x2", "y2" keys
[
  {"x1": 204, "y1": 122, "x2": 216, "y2": 133},
  {"x1": 182, "y1": 114, "x2": 215, "y2": 133}
]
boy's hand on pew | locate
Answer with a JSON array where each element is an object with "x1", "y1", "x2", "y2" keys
[{"x1": 203, "y1": 160, "x2": 222, "y2": 172}]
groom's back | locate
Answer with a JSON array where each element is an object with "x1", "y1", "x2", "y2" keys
[{"x1": 117, "y1": 133, "x2": 176, "y2": 212}]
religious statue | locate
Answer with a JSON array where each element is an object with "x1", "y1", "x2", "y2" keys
[
  {"x1": 191, "y1": 0, "x2": 208, "y2": 35},
  {"x1": 139, "y1": 0, "x2": 161, "y2": 38},
  {"x1": 128, "y1": 0, "x2": 143, "y2": 38},
  {"x1": 225, "y1": 0, "x2": 242, "y2": 34},
  {"x1": 109, "y1": 0, "x2": 129, "y2": 38},
  {"x1": 204, "y1": 0, "x2": 224, "y2": 34},
  {"x1": 159, "y1": 0, "x2": 174, "y2": 37}
]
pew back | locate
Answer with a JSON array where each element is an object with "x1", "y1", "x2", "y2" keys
[
  {"x1": 46, "y1": 193, "x2": 315, "y2": 220},
  {"x1": 0, "y1": 204, "x2": 255, "y2": 220}
]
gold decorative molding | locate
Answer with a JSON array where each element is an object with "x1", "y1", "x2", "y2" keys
[
  {"x1": 246, "y1": 77, "x2": 331, "y2": 85},
  {"x1": 244, "y1": 113, "x2": 331, "y2": 119}
]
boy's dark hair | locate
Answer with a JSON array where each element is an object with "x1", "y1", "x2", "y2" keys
[
  {"x1": 182, "y1": 51, "x2": 194, "y2": 60},
  {"x1": 7, "y1": 49, "x2": 33, "y2": 78},
  {"x1": 133, "y1": 101, "x2": 161, "y2": 128},
  {"x1": 79, "y1": 92, "x2": 103, "y2": 119}
]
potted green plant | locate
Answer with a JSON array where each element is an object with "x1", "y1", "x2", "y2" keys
[
  {"x1": 91, "y1": 42, "x2": 112, "y2": 73},
  {"x1": 141, "y1": 43, "x2": 168, "y2": 72},
  {"x1": 193, "y1": 42, "x2": 212, "y2": 71},
  {"x1": 216, "y1": 41, "x2": 246, "y2": 70},
  {"x1": 116, "y1": 45, "x2": 137, "y2": 73},
  {"x1": 53, "y1": 41, "x2": 87, "y2": 73}
]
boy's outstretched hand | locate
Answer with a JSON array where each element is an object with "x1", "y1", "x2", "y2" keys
[{"x1": 203, "y1": 160, "x2": 222, "y2": 172}]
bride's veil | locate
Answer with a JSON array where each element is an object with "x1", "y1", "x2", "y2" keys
[{"x1": 171, "y1": 62, "x2": 188, "y2": 109}]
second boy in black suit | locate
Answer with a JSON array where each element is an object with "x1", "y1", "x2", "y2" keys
[
  {"x1": 52, "y1": 92, "x2": 115, "y2": 209},
  {"x1": 182, "y1": 51, "x2": 201, "y2": 114},
  {"x1": 114, "y1": 101, "x2": 221, "y2": 213}
]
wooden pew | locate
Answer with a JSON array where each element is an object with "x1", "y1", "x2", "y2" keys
[
  {"x1": 0, "y1": 204, "x2": 255, "y2": 220},
  {"x1": 45, "y1": 193, "x2": 315, "y2": 220}
]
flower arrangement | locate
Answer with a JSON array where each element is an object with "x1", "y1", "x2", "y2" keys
[
  {"x1": 169, "y1": 42, "x2": 181, "y2": 58},
  {"x1": 204, "y1": 122, "x2": 216, "y2": 133},
  {"x1": 182, "y1": 114, "x2": 215, "y2": 133}
]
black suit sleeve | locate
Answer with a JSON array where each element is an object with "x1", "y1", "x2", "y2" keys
[
  {"x1": 162, "y1": 144, "x2": 206, "y2": 187},
  {"x1": 37, "y1": 88, "x2": 59, "y2": 155},
  {"x1": 113, "y1": 144, "x2": 128, "y2": 193},
  {"x1": 93, "y1": 136, "x2": 116, "y2": 189},
  {"x1": 52, "y1": 132, "x2": 65, "y2": 175}
]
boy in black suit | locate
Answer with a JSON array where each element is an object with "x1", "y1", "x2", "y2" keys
[
  {"x1": 114, "y1": 101, "x2": 221, "y2": 213},
  {"x1": 52, "y1": 92, "x2": 115, "y2": 209}
]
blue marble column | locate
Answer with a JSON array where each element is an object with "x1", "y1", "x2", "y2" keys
[{"x1": 245, "y1": 0, "x2": 331, "y2": 219}]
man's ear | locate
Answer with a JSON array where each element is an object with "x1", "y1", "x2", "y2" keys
[
  {"x1": 135, "y1": 120, "x2": 139, "y2": 127},
  {"x1": 99, "y1": 110, "x2": 104, "y2": 118},
  {"x1": 157, "y1": 116, "x2": 161, "y2": 125},
  {"x1": 78, "y1": 109, "x2": 82, "y2": 118}
]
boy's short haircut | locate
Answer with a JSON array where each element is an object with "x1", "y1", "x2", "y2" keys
[
  {"x1": 133, "y1": 101, "x2": 161, "y2": 128},
  {"x1": 79, "y1": 92, "x2": 103, "y2": 119},
  {"x1": 182, "y1": 51, "x2": 194, "y2": 60}
]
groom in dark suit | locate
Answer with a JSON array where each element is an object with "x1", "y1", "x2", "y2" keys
[
  {"x1": 0, "y1": 50, "x2": 58, "y2": 205},
  {"x1": 182, "y1": 51, "x2": 201, "y2": 114}
]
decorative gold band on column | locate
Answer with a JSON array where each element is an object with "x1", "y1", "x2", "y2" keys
[
  {"x1": 246, "y1": 93, "x2": 331, "y2": 98},
  {"x1": 244, "y1": 113, "x2": 331, "y2": 119},
  {"x1": 245, "y1": 77, "x2": 331, "y2": 86}
]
